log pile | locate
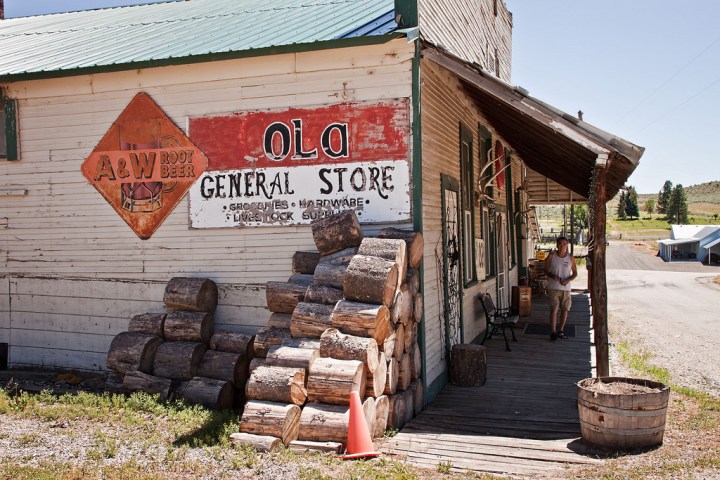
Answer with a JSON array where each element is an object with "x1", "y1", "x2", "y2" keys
[
  {"x1": 235, "y1": 210, "x2": 425, "y2": 451},
  {"x1": 105, "y1": 277, "x2": 255, "y2": 410}
]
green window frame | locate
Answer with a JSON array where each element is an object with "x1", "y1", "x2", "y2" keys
[
  {"x1": 478, "y1": 124, "x2": 496, "y2": 279},
  {"x1": 1, "y1": 97, "x2": 18, "y2": 161},
  {"x1": 505, "y1": 149, "x2": 516, "y2": 267},
  {"x1": 460, "y1": 123, "x2": 476, "y2": 286}
]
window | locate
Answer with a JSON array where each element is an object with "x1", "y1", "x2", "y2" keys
[
  {"x1": 0, "y1": 96, "x2": 18, "y2": 160},
  {"x1": 505, "y1": 150, "x2": 516, "y2": 266},
  {"x1": 460, "y1": 123, "x2": 476, "y2": 286},
  {"x1": 493, "y1": 0, "x2": 498, "y2": 16},
  {"x1": 478, "y1": 124, "x2": 496, "y2": 278}
]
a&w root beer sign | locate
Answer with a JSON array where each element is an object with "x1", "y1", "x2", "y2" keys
[{"x1": 188, "y1": 100, "x2": 411, "y2": 228}]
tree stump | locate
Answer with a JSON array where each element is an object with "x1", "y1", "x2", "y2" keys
[
  {"x1": 306, "y1": 357, "x2": 365, "y2": 405},
  {"x1": 319, "y1": 328, "x2": 379, "y2": 373},
  {"x1": 163, "y1": 311, "x2": 214, "y2": 344},
  {"x1": 176, "y1": 376, "x2": 235, "y2": 410},
  {"x1": 266, "y1": 281, "x2": 307, "y2": 314},
  {"x1": 197, "y1": 350, "x2": 248, "y2": 385},
  {"x1": 163, "y1": 277, "x2": 218, "y2": 313},
  {"x1": 152, "y1": 341, "x2": 206, "y2": 380},
  {"x1": 343, "y1": 254, "x2": 398, "y2": 307},
  {"x1": 290, "y1": 302, "x2": 334, "y2": 339},
  {"x1": 128, "y1": 313, "x2": 166, "y2": 337},
  {"x1": 245, "y1": 365, "x2": 307, "y2": 406},
  {"x1": 331, "y1": 300, "x2": 391, "y2": 344},
  {"x1": 377, "y1": 228, "x2": 424, "y2": 269},
  {"x1": 304, "y1": 284, "x2": 344, "y2": 306},
  {"x1": 122, "y1": 371, "x2": 171, "y2": 399},
  {"x1": 230, "y1": 432, "x2": 281, "y2": 453},
  {"x1": 366, "y1": 352, "x2": 387, "y2": 398},
  {"x1": 253, "y1": 327, "x2": 292, "y2": 358},
  {"x1": 373, "y1": 395, "x2": 390, "y2": 438},
  {"x1": 450, "y1": 344, "x2": 487, "y2": 386},
  {"x1": 106, "y1": 332, "x2": 163, "y2": 374},
  {"x1": 297, "y1": 403, "x2": 349, "y2": 444},
  {"x1": 310, "y1": 210, "x2": 363, "y2": 256},
  {"x1": 240, "y1": 400, "x2": 302, "y2": 446},
  {"x1": 292, "y1": 250, "x2": 321, "y2": 274},
  {"x1": 209, "y1": 332, "x2": 255, "y2": 357}
]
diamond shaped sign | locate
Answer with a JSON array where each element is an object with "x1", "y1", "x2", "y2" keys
[{"x1": 81, "y1": 92, "x2": 209, "y2": 239}]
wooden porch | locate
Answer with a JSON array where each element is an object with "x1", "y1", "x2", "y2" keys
[{"x1": 385, "y1": 292, "x2": 603, "y2": 477}]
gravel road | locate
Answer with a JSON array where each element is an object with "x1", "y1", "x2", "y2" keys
[{"x1": 606, "y1": 241, "x2": 720, "y2": 397}]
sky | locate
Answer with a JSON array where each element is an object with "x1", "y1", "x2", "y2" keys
[{"x1": 4, "y1": 0, "x2": 719, "y2": 194}]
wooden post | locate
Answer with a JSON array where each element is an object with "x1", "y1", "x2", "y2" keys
[{"x1": 592, "y1": 160, "x2": 609, "y2": 377}]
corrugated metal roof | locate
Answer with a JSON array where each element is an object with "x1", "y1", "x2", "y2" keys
[{"x1": 0, "y1": 0, "x2": 397, "y2": 80}]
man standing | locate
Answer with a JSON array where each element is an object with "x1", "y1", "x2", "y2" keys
[{"x1": 545, "y1": 237, "x2": 577, "y2": 340}]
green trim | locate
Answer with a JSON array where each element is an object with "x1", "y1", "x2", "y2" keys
[
  {"x1": 505, "y1": 149, "x2": 516, "y2": 266},
  {"x1": 394, "y1": 0, "x2": 418, "y2": 28},
  {"x1": 460, "y1": 122, "x2": 477, "y2": 288},
  {"x1": 426, "y1": 370, "x2": 449, "y2": 403},
  {"x1": 0, "y1": 34, "x2": 402, "y2": 83},
  {"x1": 1, "y1": 99, "x2": 18, "y2": 161},
  {"x1": 440, "y1": 173, "x2": 464, "y2": 350}
]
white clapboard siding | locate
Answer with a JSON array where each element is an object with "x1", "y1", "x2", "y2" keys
[{"x1": 419, "y1": 0, "x2": 513, "y2": 82}]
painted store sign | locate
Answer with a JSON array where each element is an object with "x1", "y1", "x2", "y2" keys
[
  {"x1": 81, "y1": 92, "x2": 209, "y2": 239},
  {"x1": 188, "y1": 99, "x2": 411, "y2": 228}
]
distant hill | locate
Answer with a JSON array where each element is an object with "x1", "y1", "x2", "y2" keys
[{"x1": 637, "y1": 180, "x2": 720, "y2": 217}]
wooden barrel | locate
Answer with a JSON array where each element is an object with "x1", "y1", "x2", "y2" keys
[{"x1": 577, "y1": 377, "x2": 669, "y2": 450}]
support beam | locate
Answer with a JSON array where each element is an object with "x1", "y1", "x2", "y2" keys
[{"x1": 591, "y1": 159, "x2": 609, "y2": 377}]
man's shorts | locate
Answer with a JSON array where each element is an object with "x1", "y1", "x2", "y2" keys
[{"x1": 549, "y1": 289, "x2": 572, "y2": 311}]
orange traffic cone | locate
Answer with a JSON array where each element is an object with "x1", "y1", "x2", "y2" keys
[{"x1": 342, "y1": 391, "x2": 381, "y2": 460}]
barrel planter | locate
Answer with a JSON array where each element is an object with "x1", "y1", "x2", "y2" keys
[{"x1": 577, "y1": 377, "x2": 670, "y2": 450}]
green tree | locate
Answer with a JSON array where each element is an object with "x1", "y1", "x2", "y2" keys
[
  {"x1": 644, "y1": 198, "x2": 655, "y2": 216},
  {"x1": 616, "y1": 191, "x2": 627, "y2": 220},
  {"x1": 625, "y1": 186, "x2": 640, "y2": 220},
  {"x1": 572, "y1": 204, "x2": 589, "y2": 229},
  {"x1": 657, "y1": 180, "x2": 672, "y2": 215},
  {"x1": 667, "y1": 184, "x2": 688, "y2": 224}
]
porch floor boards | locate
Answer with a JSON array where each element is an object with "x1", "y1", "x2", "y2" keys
[{"x1": 385, "y1": 292, "x2": 601, "y2": 476}]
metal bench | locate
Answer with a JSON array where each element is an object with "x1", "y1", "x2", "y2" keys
[{"x1": 479, "y1": 292, "x2": 519, "y2": 351}]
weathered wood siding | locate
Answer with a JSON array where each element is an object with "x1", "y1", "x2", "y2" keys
[
  {"x1": 0, "y1": 40, "x2": 414, "y2": 370},
  {"x1": 419, "y1": 0, "x2": 513, "y2": 82},
  {"x1": 421, "y1": 58, "x2": 520, "y2": 389}
]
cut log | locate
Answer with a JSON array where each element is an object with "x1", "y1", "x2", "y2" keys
[
  {"x1": 331, "y1": 300, "x2": 391, "y2": 344},
  {"x1": 268, "y1": 313, "x2": 292, "y2": 329},
  {"x1": 450, "y1": 344, "x2": 487, "y2": 387},
  {"x1": 379, "y1": 323, "x2": 396, "y2": 359},
  {"x1": 319, "y1": 328, "x2": 379, "y2": 374},
  {"x1": 254, "y1": 327, "x2": 292, "y2": 358},
  {"x1": 289, "y1": 440, "x2": 343, "y2": 454},
  {"x1": 106, "y1": 332, "x2": 163, "y2": 374},
  {"x1": 152, "y1": 341, "x2": 206, "y2": 380},
  {"x1": 240, "y1": 400, "x2": 302, "y2": 446},
  {"x1": 304, "y1": 284, "x2": 344, "y2": 306},
  {"x1": 401, "y1": 388, "x2": 414, "y2": 424},
  {"x1": 292, "y1": 250, "x2": 321, "y2": 274},
  {"x1": 387, "y1": 393, "x2": 406, "y2": 429},
  {"x1": 297, "y1": 403, "x2": 349, "y2": 444},
  {"x1": 209, "y1": 332, "x2": 255, "y2": 357},
  {"x1": 163, "y1": 311, "x2": 214, "y2": 344},
  {"x1": 198, "y1": 350, "x2": 248, "y2": 385},
  {"x1": 105, "y1": 372, "x2": 125, "y2": 393},
  {"x1": 123, "y1": 370, "x2": 171, "y2": 400},
  {"x1": 245, "y1": 365, "x2": 307, "y2": 406},
  {"x1": 366, "y1": 352, "x2": 387, "y2": 398},
  {"x1": 288, "y1": 273, "x2": 314, "y2": 285},
  {"x1": 410, "y1": 343, "x2": 421, "y2": 380},
  {"x1": 306, "y1": 357, "x2": 365, "y2": 405},
  {"x1": 176, "y1": 376, "x2": 235, "y2": 410},
  {"x1": 343, "y1": 254, "x2": 398, "y2": 307},
  {"x1": 163, "y1": 277, "x2": 218, "y2": 313},
  {"x1": 311, "y1": 247, "x2": 356, "y2": 289},
  {"x1": 373, "y1": 395, "x2": 389, "y2": 438},
  {"x1": 290, "y1": 302, "x2": 334, "y2": 339},
  {"x1": 403, "y1": 321, "x2": 417, "y2": 353},
  {"x1": 393, "y1": 323, "x2": 405, "y2": 359},
  {"x1": 397, "y1": 352, "x2": 412, "y2": 391},
  {"x1": 310, "y1": 210, "x2": 363, "y2": 255},
  {"x1": 414, "y1": 293, "x2": 423, "y2": 324},
  {"x1": 384, "y1": 356, "x2": 398, "y2": 395},
  {"x1": 357, "y1": 237, "x2": 407, "y2": 289},
  {"x1": 230, "y1": 432, "x2": 281, "y2": 453},
  {"x1": 266, "y1": 281, "x2": 307, "y2": 314},
  {"x1": 265, "y1": 345, "x2": 319, "y2": 374},
  {"x1": 377, "y1": 228, "x2": 424, "y2": 269},
  {"x1": 409, "y1": 379, "x2": 424, "y2": 416},
  {"x1": 249, "y1": 357, "x2": 266, "y2": 372},
  {"x1": 406, "y1": 268, "x2": 420, "y2": 297},
  {"x1": 128, "y1": 313, "x2": 166, "y2": 337},
  {"x1": 391, "y1": 284, "x2": 413, "y2": 326},
  {"x1": 363, "y1": 395, "x2": 377, "y2": 438},
  {"x1": 281, "y1": 338, "x2": 320, "y2": 350}
]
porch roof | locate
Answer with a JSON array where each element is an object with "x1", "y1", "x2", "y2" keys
[
  {"x1": 704, "y1": 238, "x2": 720, "y2": 250},
  {"x1": 422, "y1": 44, "x2": 645, "y2": 203}
]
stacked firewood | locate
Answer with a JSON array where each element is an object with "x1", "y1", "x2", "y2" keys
[
  {"x1": 105, "y1": 277, "x2": 255, "y2": 410},
  {"x1": 232, "y1": 211, "x2": 424, "y2": 453}
]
